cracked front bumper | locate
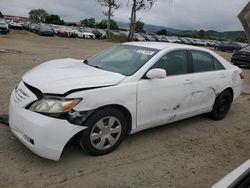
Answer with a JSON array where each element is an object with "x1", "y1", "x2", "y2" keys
[{"x1": 9, "y1": 90, "x2": 87, "y2": 161}]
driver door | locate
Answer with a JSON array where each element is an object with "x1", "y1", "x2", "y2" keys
[{"x1": 137, "y1": 50, "x2": 193, "y2": 128}]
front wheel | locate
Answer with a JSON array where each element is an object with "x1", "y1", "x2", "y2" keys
[
  {"x1": 79, "y1": 108, "x2": 127, "y2": 155},
  {"x1": 210, "y1": 90, "x2": 233, "y2": 120}
]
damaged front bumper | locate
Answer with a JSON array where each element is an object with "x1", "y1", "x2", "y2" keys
[{"x1": 9, "y1": 90, "x2": 88, "y2": 161}]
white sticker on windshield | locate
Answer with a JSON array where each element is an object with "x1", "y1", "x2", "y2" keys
[{"x1": 136, "y1": 50, "x2": 155, "y2": 55}]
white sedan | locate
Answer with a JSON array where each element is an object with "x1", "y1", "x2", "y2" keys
[
  {"x1": 212, "y1": 160, "x2": 250, "y2": 188},
  {"x1": 75, "y1": 29, "x2": 95, "y2": 39},
  {"x1": 9, "y1": 42, "x2": 244, "y2": 160}
]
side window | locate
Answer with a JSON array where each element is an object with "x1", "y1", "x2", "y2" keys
[
  {"x1": 191, "y1": 51, "x2": 214, "y2": 72},
  {"x1": 213, "y1": 57, "x2": 225, "y2": 70},
  {"x1": 151, "y1": 50, "x2": 189, "y2": 76}
]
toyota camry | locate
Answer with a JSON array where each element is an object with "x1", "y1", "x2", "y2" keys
[{"x1": 9, "y1": 42, "x2": 244, "y2": 160}]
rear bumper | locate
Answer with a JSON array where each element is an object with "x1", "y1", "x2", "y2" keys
[{"x1": 9, "y1": 91, "x2": 87, "y2": 161}]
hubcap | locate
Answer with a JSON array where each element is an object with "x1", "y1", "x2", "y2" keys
[{"x1": 90, "y1": 116, "x2": 122, "y2": 150}]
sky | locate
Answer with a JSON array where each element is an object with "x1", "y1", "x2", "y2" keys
[{"x1": 1, "y1": 0, "x2": 249, "y2": 31}]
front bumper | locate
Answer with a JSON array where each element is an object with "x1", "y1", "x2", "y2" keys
[
  {"x1": 9, "y1": 90, "x2": 87, "y2": 161},
  {"x1": 0, "y1": 27, "x2": 9, "y2": 34}
]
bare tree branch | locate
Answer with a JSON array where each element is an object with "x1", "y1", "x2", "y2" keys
[
  {"x1": 128, "y1": 0, "x2": 157, "y2": 41},
  {"x1": 96, "y1": 0, "x2": 121, "y2": 37}
]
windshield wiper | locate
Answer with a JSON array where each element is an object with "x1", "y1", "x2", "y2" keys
[
  {"x1": 83, "y1": 60, "x2": 101, "y2": 69},
  {"x1": 83, "y1": 59, "x2": 88, "y2": 64}
]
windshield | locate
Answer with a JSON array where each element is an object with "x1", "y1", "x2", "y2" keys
[{"x1": 87, "y1": 44, "x2": 159, "y2": 76}]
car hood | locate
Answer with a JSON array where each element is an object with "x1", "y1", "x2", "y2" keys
[{"x1": 22, "y1": 58, "x2": 125, "y2": 95}]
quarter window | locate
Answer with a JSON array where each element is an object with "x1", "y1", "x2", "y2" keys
[
  {"x1": 213, "y1": 57, "x2": 225, "y2": 70},
  {"x1": 151, "y1": 50, "x2": 189, "y2": 76}
]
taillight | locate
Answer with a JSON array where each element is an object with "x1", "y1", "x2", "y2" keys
[{"x1": 240, "y1": 72, "x2": 245, "y2": 80}]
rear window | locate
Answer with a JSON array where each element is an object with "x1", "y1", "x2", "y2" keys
[
  {"x1": 191, "y1": 51, "x2": 224, "y2": 72},
  {"x1": 191, "y1": 51, "x2": 214, "y2": 72}
]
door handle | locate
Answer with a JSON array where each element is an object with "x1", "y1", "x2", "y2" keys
[{"x1": 183, "y1": 79, "x2": 192, "y2": 85}]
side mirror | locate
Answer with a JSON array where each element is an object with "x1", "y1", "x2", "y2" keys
[{"x1": 146, "y1": 68, "x2": 167, "y2": 79}]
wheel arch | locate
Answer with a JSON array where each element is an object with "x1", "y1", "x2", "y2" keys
[
  {"x1": 62, "y1": 104, "x2": 133, "y2": 156},
  {"x1": 221, "y1": 87, "x2": 234, "y2": 98},
  {"x1": 93, "y1": 104, "x2": 133, "y2": 135},
  {"x1": 212, "y1": 87, "x2": 234, "y2": 109}
]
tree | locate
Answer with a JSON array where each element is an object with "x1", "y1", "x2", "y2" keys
[
  {"x1": 45, "y1": 14, "x2": 64, "y2": 25},
  {"x1": 157, "y1": 29, "x2": 168, "y2": 35},
  {"x1": 0, "y1": 11, "x2": 3, "y2": 18},
  {"x1": 96, "y1": 19, "x2": 118, "y2": 30},
  {"x1": 29, "y1": 9, "x2": 48, "y2": 23},
  {"x1": 80, "y1": 18, "x2": 96, "y2": 28},
  {"x1": 135, "y1": 20, "x2": 144, "y2": 32},
  {"x1": 96, "y1": 0, "x2": 120, "y2": 37},
  {"x1": 128, "y1": 0, "x2": 157, "y2": 41},
  {"x1": 198, "y1": 29, "x2": 205, "y2": 39}
]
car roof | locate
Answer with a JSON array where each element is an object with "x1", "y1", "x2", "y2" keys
[{"x1": 123, "y1": 42, "x2": 206, "y2": 51}]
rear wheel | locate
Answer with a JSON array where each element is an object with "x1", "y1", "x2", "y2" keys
[
  {"x1": 79, "y1": 108, "x2": 127, "y2": 155},
  {"x1": 210, "y1": 90, "x2": 233, "y2": 120}
]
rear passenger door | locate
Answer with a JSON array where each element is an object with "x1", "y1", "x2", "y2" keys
[{"x1": 189, "y1": 50, "x2": 227, "y2": 113}]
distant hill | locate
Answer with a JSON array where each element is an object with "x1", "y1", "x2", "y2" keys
[
  {"x1": 117, "y1": 21, "x2": 247, "y2": 42},
  {"x1": 177, "y1": 30, "x2": 247, "y2": 42},
  {"x1": 117, "y1": 21, "x2": 182, "y2": 33}
]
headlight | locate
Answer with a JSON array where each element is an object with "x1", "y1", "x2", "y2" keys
[{"x1": 29, "y1": 98, "x2": 81, "y2": 113}]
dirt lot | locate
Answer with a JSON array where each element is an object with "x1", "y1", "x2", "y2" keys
[{"x1": 0, "y1": 30, "x2": 250, "y2": 188}]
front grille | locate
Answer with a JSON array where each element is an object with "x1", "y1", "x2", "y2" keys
[
  {"x1": 13, "y1": 88, "x2": 30, "y2": 104},
  {"x1": 234, "y1": 52, "x2": 250, "y2": 58}
]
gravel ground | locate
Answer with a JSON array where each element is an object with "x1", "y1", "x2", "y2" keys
[{"x1": 0, "y1": 30, "x2": 250, "y2": 188}]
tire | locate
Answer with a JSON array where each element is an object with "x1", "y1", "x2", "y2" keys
[
  {"x1": 210, "y1": 90, "x2": 233, "y2": 120},
  {"x1": 79, "y1": 108, "x2": 127, "y2": 155}
]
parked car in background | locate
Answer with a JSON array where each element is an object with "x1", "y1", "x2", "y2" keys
[
  {"x1": 211, "y1": 160, "x2": 250, "y2": 188},
  {"x1": 37, "y1": 25, "x2": 54, "y2": 37},
  {"x1": 0, "y1": 18, "x2": 9, "y2": 34},
  {"x1": 118, "y1": 31, "x2": 129, "y2": 38},
  {"x1": 76, "y1": 29, "x2": 95, "y2": 39},
  {"x1": 231, "y1": 45, "x2": 250, "y2": 67},
  {"x1": 165, "y1": 36, "x2": 181, "y2": 43},
  {"x1": 27, "y1": 23, "x2": 37, "y2": 32},
  {"x1": 145, "y1": 34, "x2": 156, "y2": 41},
  {"x1": 108, "y1": 30, "x2": 121, "y2": 37},
  {"x1": 158, "y1": 36, "x2": 168, "y2": 42},
  {"x1": 50, "y1": 25, "x2": 62, "y2": 34},
  {"x1": 79, "y1": 30, "x2": 92, "y2": 39},
  {"x1": 133, "y1": 33, "x2": 145, "y2": 41},
  {"x1": 215, "y1": 42, "x2": 243, "y2": 52},
  {"x1": 57, "y1": 27, "x2": 77, "y2": 38},
  {"x1": 179, "y1": 38, "x2": 192, "y2": 45},
  {"x1": 9, "y1": 20, "x2": 23, "y2": 30},
  {"x1": 9, "y1": 42, "x2": 243, "y2": 160},
  {"x1": 92, "y1": 29, "x2": 107, "y2": 39}
]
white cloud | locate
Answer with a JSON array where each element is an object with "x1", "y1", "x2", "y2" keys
[{"x1": 1, "y1": 0, "x2": 249, "y2": 31}]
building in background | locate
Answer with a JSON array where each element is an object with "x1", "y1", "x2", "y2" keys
[
  {"x1": 238, "y1": 1, "x2": 250, "y2": 43},
  {"x1": 4, "y1": 15, "x2": 30, "y2": 22}
]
